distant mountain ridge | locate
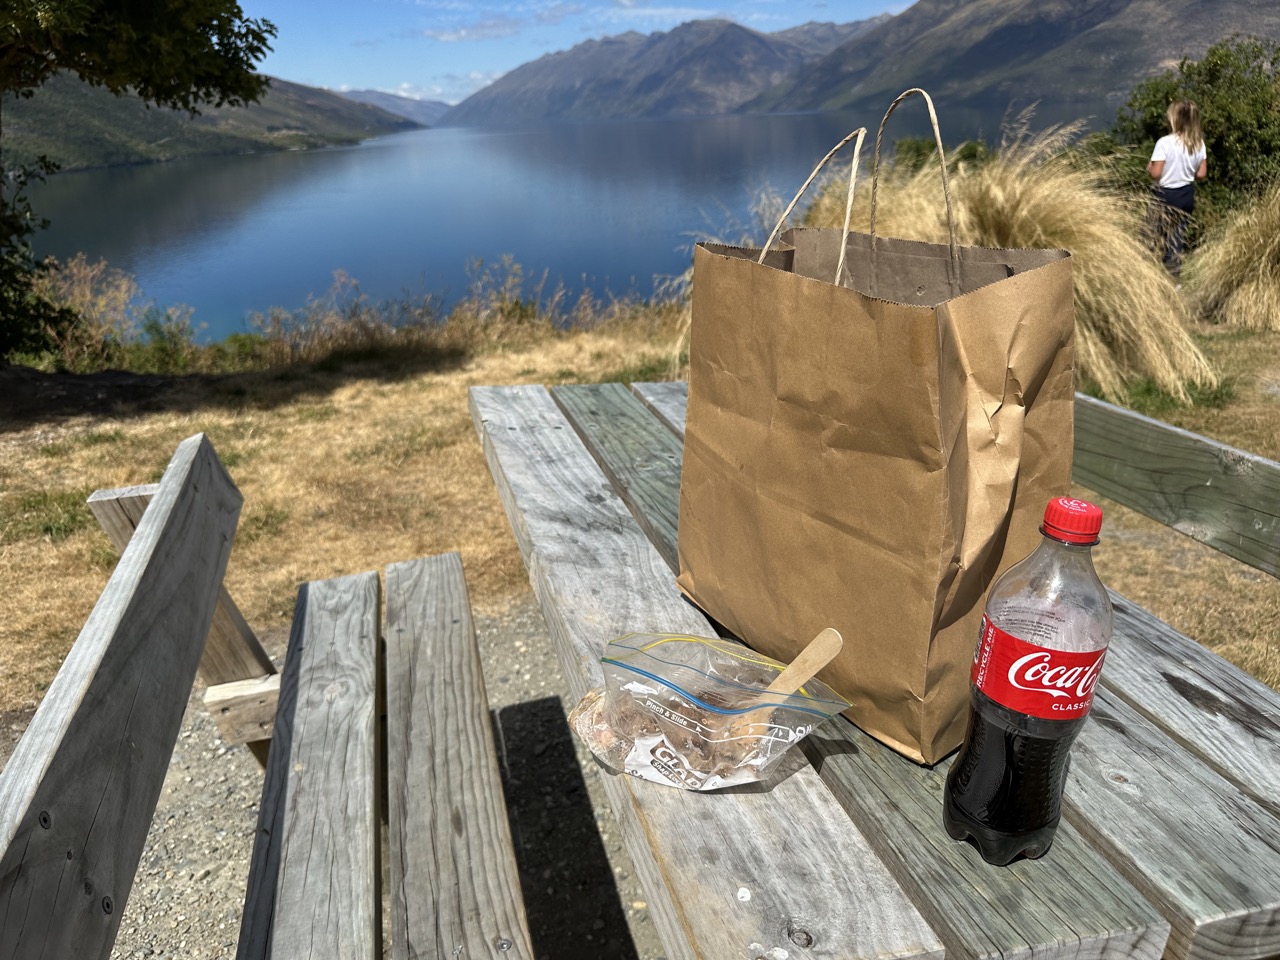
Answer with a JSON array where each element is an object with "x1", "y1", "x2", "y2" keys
[
  {"x1": 3, "y1": 74, "x2": 421, "y2": 172},
  {"x1": 442, "y1": 1, "x2": 1280, "y2": 127},
  {"x1": 750, "y1": 0, "x2": 1280, "y2": 111},
  {"x1": 337, "y1": 90, "x2": 451, "y2": 126},
  {"x1": 440, "y1": 17, "x2": 888, "y2": 126}
]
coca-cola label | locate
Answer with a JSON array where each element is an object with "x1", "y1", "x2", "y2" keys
[{"x1": 971, "y1": 616, "x2": 1107, "y2": 719}]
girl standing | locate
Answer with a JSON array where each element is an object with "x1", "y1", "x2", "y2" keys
[{"x1": 1147, "y1": 99, "x2": 1208, "y2": 279}]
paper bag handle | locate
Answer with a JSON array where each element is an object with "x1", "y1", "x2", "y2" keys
[
  {"x1": 758, "y1": 126, "x2": 867, "y2": 286},
  {"x1": 870, "y1": 88, "x2": 961, "y2": 295}
]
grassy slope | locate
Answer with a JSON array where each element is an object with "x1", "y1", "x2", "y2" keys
[
  {"x1": 0, "y1": 325, "x2": 681, "y2": 712},
  {"x1": 2, "y1": 74, "x2": 421, "y2": 171}
]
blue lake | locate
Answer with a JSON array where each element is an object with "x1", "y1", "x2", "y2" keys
[{"x1": 30, "y1": 100, "x2": 1116, "y2": 342}]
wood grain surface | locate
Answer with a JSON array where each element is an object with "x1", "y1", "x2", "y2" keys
[
  {"x1": 593, "y1": 383, "x2": 1171, "y2": 960},
  {"x1": 384, "y1": 553, "x2": 533, "y2": 960},
  {"x1": 87, "y1": 483, "x2": 277, "y2": 687},
  {"x1": 0, "y1": 435, "x2": 241, "y2": 960},
  {"x1": 553, "y1": 382, "x2": 682, "y2": 570},
  {"x1": 470, "y1": 384, "x2": 944, "y2": 960},
  {"x1": 631, "y1": 380, "x2": 688, "y2": 437},
  {"x1": 1068, "y1": 688, "x2": 1280, "y2": 960},
  {"x1": 236, "y1": 572, "x2": 381, "y2": 960},
  {"x1": 1073, "y1": 393, "x2": 1280, "y2": 577},
  {"x1": 202, "y1": 674, "x2": 281, "y2": 746}
]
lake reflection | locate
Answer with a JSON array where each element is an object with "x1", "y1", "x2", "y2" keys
[{"x1": 31, "y1": 100, "x2": 1115, "y2": 342}]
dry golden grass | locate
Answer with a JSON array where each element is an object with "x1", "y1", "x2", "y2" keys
[
  {"x1": 3, "y1": 299, "x2": 1279, "y2": 717},
  {"x1": 804, "y1": 124, "x2": 1219, "y2": 403},
  {"x1": 1084, "y1": 326, "x2": 1280, "y2": 690},
  {"x1": 1188, "y1": 177, "x2": 1280, "y2": 331},
  {"x1": 0, "y1": 318, "x2": 680, "y2": 711}
]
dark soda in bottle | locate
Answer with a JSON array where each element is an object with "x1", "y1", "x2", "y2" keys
[{"x1": 943, "y1": 497, "x2": 1113, "y2": 865}]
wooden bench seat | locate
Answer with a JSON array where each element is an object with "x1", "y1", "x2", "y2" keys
[
  {"x1": 385, "y1": 554, "x2": 531, "y2": 959},
  {"x1": 0, "y1": 435, "x2": 533, "y2": 960}
]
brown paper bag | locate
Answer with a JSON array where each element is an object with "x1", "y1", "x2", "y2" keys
[{"x1": 675, "y1": 90, "x2": 1076, "y2": 764}]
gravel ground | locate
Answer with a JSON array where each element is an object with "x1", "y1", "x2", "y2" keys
[{"x1": 0, "y1": 591, "x2": 665, "y2": 960}]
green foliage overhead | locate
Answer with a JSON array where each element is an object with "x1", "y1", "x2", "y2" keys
[
  {"x1": 0, "y1": 0, "x2": 276, "y2": 360},
  {"x1": 2, "y1": 0, "x2": 276, "y2": 108},
  {"x1": 1111, "y1": 34, "x2": 1280, "y2": 217}
]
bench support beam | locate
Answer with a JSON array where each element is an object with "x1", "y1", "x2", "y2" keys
[{"x1": 88, "y1": 483, "x2": 277, "y2": 763}]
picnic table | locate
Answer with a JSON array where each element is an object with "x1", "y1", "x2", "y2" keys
[{"x1": 470, "y1": 380, "x2": 1280, "y2": 960}]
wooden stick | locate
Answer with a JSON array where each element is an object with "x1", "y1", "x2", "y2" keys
[{"x1": 766, "y1": 628, "x2": 843, "y2": 697}]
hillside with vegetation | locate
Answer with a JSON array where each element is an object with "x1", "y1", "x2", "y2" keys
[
  {"x1": 2, "y1": 73, "x2": 421, "y2": 172},
  {"x1": 750, "y1": 0, "x2": 1280, "y2": 111}
]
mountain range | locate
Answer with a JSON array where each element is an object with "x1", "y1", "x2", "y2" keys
[
  {"x1": 439, "y1": 18, "x2": 887, "y2": 126},
  {"x1": 441, "y1": 0, "x2": 1280, "y2": 126},
  {"x1": 750, "y1": 0, "x2": 1280, "y2": 112},
  {"x1": 8, "y1": 0, "x2": 1280, "y2": 172}
]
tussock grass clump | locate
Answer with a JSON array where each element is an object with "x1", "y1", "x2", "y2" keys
[
  {"x1": 805, "y1": 123, "x2": 1219, "y2": 403},
  {"x1": 250, "y1": 270, "x2": 452, "y2": 369},
  {"x1": 1188, "y1": 177, "x2": 1280, "y2": 330},
  {"x1": 29, "y1": 254, "x2": 215, "y2": 374}
]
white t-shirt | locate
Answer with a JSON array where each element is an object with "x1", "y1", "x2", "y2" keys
[{"x1": 1151, "y1": 134, "x2": 1206, "y2": 188}]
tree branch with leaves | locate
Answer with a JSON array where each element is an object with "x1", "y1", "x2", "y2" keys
[{"x1": 0, "y1": 0, "x2": 276, "y2": 358}]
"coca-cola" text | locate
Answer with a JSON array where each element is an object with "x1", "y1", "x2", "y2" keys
[{"x1": 971, "y1": 616, "x2": 1107, "y2": 719}]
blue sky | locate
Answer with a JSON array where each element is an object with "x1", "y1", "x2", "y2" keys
[{"x1": 248, "y1": 0, "x2": 908, "y2": 104}]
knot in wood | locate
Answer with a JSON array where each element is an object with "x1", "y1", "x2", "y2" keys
[{"x1": 787, "y1": 919, "x2": 815, "y2": 948}]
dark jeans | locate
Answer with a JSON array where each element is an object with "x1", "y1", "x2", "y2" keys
[{"x1": 1146, "y1": 183, "x2": 1195, "y2": 279}]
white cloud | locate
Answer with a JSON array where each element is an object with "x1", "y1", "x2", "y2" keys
[
  {"x1": 536, "y1": 2, "x2": 584, "y2": 25},
  {"x1": 423, "y1": 15, "x2": 525, "y2": 41},
  {"x1": 420, "y1": 69, "x2": 507, "y2": 103},
  {"x1": 594, "y1": 4, "x2": 727, "y2": 25}
]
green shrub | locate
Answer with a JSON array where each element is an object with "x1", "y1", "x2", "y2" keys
[{"x1": 1111, "y1": 34, "x2": 1280, "y2": 231}]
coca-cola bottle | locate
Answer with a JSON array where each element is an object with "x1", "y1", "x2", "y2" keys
[{"x1": 943, "y1": 496, "x2": 1113, "y2": 866}]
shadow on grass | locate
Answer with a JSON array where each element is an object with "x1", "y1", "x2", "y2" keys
[{"x1": 0, "y1": 344, "x2": 470, "y2": 435}]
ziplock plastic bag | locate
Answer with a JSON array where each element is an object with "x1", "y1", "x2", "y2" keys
[{"x1": 569, "y1": 633, "x2": 850, "y2": 791}]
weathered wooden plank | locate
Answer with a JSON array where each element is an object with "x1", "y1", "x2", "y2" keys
[
  {"x1": 236, "y1": 572, "x2": 381, "y2": 960},
  {"x1": 1073, "y1": 393, "x2": 1280, "y2": 577},
  {"x1": 649, "y1": 380, "x2": 1280, "y2": 959},
  {"x1": 90, "y1": 483, "x2": 276, "y2": 764},
  {"x1": 384, "y1": 553, "x2": 532, "y2": 960},
  {"x1": 805, "y1": 736, "x2": 1170, "y2": 960},
  {"x1": 630, "y1": 380, "x2": 687, "y2": 437},
  {"x1": 88, "y1": 484, "x2": 278, "y2": 686},
  {"x1": 587, "y1": 388, "x2": 1169, "y2": 960},
  {"x1": 1068, "y1": 689, "x2": 1280, "y2": 960},
  {"x1": 1102, "y1": 593, "x2": 1280, "y2": 816},
  {"x1": 203, "y1": 674, "x2": 280, "y2": 746},
  {"x1": 0, "y1": 434, "x2": 241, "y2": 960},
  {"x1": 552, "y1": 383, "x2": 683, "y2": 570},
  {"x1": 470, "y1": 384, "x2": 944, "y2": 960}
]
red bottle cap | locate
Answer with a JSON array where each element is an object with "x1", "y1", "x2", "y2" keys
[{"x1": 1042, "y1": 497, "x2": 1103, "y2": 545}]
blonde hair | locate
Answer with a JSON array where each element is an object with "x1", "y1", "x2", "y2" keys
[{"x1": 1167, "y1": 100, "x2": 1204, "y2": 153}]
